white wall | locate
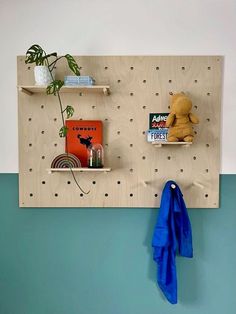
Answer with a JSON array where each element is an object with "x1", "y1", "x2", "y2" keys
[{"x1": 0, "y1": 0, "x2": 235, "y2": 173}]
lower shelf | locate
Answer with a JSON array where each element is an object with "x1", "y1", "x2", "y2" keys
[
  {"x1": 152, "y1": 142, "x2": 192, "y2": 148},
  {"x1": 47, "y1": 167, "x2": 111, "y2": 174}
]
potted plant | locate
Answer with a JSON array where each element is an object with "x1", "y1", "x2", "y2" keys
[{"x1": 25, "y1": 44, "x2": 89, "y2": 194}]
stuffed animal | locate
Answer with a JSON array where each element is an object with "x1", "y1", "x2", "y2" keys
[{"x1": 166, "y1": 93, "x2": 199, "y2": 142}]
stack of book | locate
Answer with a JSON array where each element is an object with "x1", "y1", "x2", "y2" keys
[
  {"x1": 147, "y1": 113, "x2": 169, "y2": 142},
  {"x1": 64, "y1": 76, "x2": 95, "y2": 86}
]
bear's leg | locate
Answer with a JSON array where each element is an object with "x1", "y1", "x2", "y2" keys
[
  {"x1": 168, "y1": 135, "x2": 179, "y2": 142},
  {"x1": 183, "y1": 135, "x2": 193, "y2": 142}
]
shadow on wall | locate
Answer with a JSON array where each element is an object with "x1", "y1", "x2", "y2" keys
[{"x1": 143, "y1": 207, "x2": 207, "y2": 304}]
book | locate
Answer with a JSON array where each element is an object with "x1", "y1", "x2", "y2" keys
[
  {"x1": 66, "y1": 120, "x2": 103, "y2": 167},
  {"x1": 149, "y1": 113, "x2": 169, "y2": 129},
  {"x1": 147, "y1": 113, "x2": 169, "y2": 142}
]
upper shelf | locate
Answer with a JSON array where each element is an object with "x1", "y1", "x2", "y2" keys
[
  {"x1": 152, "y1": 141, "x2": 192, "y2": 148},
  {"x1": 18, "y1": 85, "x2": 110, "y2": 96}
]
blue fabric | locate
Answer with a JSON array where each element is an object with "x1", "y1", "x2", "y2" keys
[{"x1": 152, "y1": 180, "x2": 193, "y2": 304}]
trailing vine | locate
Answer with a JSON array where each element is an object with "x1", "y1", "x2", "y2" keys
[{"x1": 25, "y1": 44, "x2": 89, "y2": 194}]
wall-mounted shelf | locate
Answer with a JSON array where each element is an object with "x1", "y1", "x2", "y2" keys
[
  {"x1": 18, "y1": 85, "x2": 110, "y2": 96},
  {"x1": 47, "y1": 167, "x2": 112, "y2": 174},
  {"x1": 152, "y1": 142, "x2": 192, "y2": 148}
]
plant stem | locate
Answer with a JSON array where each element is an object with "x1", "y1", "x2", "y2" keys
[{"x1": 45, "y1": 56, "x2": 89, "y2": 194}]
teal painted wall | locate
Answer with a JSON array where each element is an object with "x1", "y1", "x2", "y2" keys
[{"x1": 0, "y1": 174, "x2": 236, "y2": 314}]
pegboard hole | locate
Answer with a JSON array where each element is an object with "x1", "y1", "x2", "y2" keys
[
  {"x1": 130, "y1": 66, "x2": 134, "y2": 70},
  {"x1": 104, "y1": 66, "x2": 108, "y2": 70},
  {"x1": 80, "y1": 193, "x2": 83, "y2": 197},
  {"x1": 29, "y1": 143, "x2": 32, "y2": 147},
  {"x1": 130, "y1": 118, "x2": 133, "y2": 122},
  {"x1": 29, "y1": 193, "x2": 33, "y2": 197},
  {"x1": 206, "y1": 143, "x2": 210, "y2": 147},
  {"x1": 117, "y1": 181, "x2": 121, "y2": 184},
  {"x1": 79, "y1": 92, "x2": 83, "y2": 96},
  {"x1": 29, "y1": 168, "x2": 33, "y2": 172},
  {"x1": 28, "y1": 118, "x2": 32, "y2": 122},
  {"x1": 155, "y1": 92, "x2": 159, "y2": 96},
  {"x1": 130, "y1": 144, "x2": 133, "y2": 147},
  {"x1": 193, "y1": 156, "x2": 197, "y2": 160},
  {"x1": 27, "y1": 66, "x2": 31, "y2": 70},
  {"x1": 42, "y1": 156, "x2": 45, "y2": 160},
  {"x1": 156, "y1": 66, "x2": 159, "y2": 70},
  {"x1": 79, "y1": 118, "x2": 83, "y2": 120},
  {"x1": 142, "y1": 105, "x2": 146, "y2": 109},
  {"x1": 207, "y1": 92, "x2": 211, "y2": 96},
  {"x1": 117, "y1": 131, "x2": 121, "y2": 135},
  {"x1": 92, "y1": 105, "x2": 96, "y2": 109},
  {"x1": 154, "y1": 194, "x2": 158, "y2": 197},
  {"x1": 117, "y1": 79, "x2": 121, "y2": 83},
  {"x1": 117, "y1": 156, "x2": 121, "y2": 159},
  {"x1": 92, "y1": 181, "x2": 96, "y2": 185},
  {"x1": 67, "y1": 181, "x2": 71, "y2": 184},
  {"x1": 130, "y1": 92, "x2": 134, "y2": 96},
  {"x1": 105, "y1": 193, "x2": 108, "y2": 197},
  {"x1": 205, "y1": 169, "x2": 209, "y2": 173},
  {"x1": 54, "y1": 118, "x2": 57, "y2": 122},
  {"x1": 167, "y1": 156, "x2": 171, "y2": 160},
  {"x1": 142, "y1": 131, "x2": 146, "y2": 135},
  {"x1": 117, "y1": 105, "x2": 121, "y2": 109},
  {"x1": 181, "y1": 66, "x2": 185, "y2": 70},
  {"x1": 168, "y1": 80, "x2": 172, "y2": 83},
  {"x1": 142, "y1": 156, "x2": 146, "y2": 160},
  {"x1": 206, "y1": 118, "x2": 210, "y2": 122},
  {"x1": 54, "y1": 193, "x2": 58, "y2": 197},
  {"x1": 41, "y1": 131, "x2": 45, "y2": 134},
  {"x1": 105, "y1": 118, "x2": 108, "y2": 121},
  {"x1": 194, "y1": 131, "x2": 197, "y2": 135},
  {"x1": 154, "y1": 168, "x2": 158, "y2": 172},
  {"x1": 169, "y1": 91, "x2": 173, "y2": 95},
  {"x1": 143, "y1": 80, "x2": 146, "y2": 83},
  {"x1": 168, "y1": 105, "x2": 170, "y2": 109},
  {"x1": 208, "y1": 66, "x2": 211, "y2": 70},
  {"x1": 54, "y1": 143, "x2": 57, "y2": 147},
  {"x1": 180, "y1": 169, "x2": 184, "y2": 172},
  {"x1": 130, "y1": 168, "x2": 133, "y2": 173},
  {"x1": 194, "y1": 105, "x2": 198, "y2": 109},
  {"x1": 130, "y1": 193, "x2": 133, "y2": 197},
  {"x1": 194, "y1": 80, "x2": 198, "y2": 83},
  {"x1": 205, "y1": 194, "x2": 209, "y2": 198},
  {"x1": 42, "y1": 181, "x2": 46, "y2": 184},
  {"x1": 41, "y1": 105, "x2": 44, "y2": 109},
  {"x1": 105, "y1": 143, "x2": 108, "y2": 147}
]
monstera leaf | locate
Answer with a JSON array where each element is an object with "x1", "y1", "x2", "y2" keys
[
  {"x1": 25, "y1": 44, "x2": 57, "y2": 66},
  {"x1": 59, "y1": 126, "x2": 68, "y2": 138},
  {"x1": 65, "y1": 54, "x2": 80, "y2": 76},
  {"x1": 65, "y1": 105, "x2": 74, "y2": 119},
  {"x1": 46, "y1": 80, "x2": 64, "y2": 95},
  {"x1": 25, "y1": 44, "x2": 44, "y2": 65}
]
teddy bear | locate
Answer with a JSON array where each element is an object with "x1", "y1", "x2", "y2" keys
[{"x1": 166, "y1": 93, "x2": 199, "y2": 142}]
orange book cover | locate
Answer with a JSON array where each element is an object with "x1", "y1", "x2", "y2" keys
[{"x1": 66, "y1": 120, "x2": 103, "y2": 167}]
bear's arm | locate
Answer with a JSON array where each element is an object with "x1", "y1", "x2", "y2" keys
[
  {"x1": 166, "y1": 113, "x2": 175, "y2": 127},
  {"x1": 189, "y1": 113, "x2": 199, "y2": 124}
]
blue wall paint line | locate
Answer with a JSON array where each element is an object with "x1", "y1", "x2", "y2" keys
[{"x1": 0, "y1": 174, "x2": 236, "y2": 314}]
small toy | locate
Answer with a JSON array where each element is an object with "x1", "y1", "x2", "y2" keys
[{"x1": 166, "y1": 93, "x2": 199, "y2": 142}]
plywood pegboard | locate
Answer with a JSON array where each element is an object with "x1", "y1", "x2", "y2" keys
[{"x1": 17, "y1": 56, "x2": 222, "y2": 208}]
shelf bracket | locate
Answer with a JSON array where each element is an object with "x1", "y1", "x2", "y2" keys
[
  {"x1": 103, "y1": 87, "x2": 110, "y2": 96},
  {"x1": 18, "y1": 86, "x2": 33, "y2": 96}
]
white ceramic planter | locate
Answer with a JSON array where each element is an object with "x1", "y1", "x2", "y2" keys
[{"x1": 34, "y1": 66, "x2": 54, "y2": 86}]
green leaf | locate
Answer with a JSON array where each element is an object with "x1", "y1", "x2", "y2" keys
[
  {"x1": 25, "y1": 44, "x2": 44, "y2": 65},
  {"x1": 65, "y1": 54, "x2": 80, "y2": 76},
  {"x1": 46, "y1": 80, "x2": 64, "y2": 95},
  {"x1": 59, "y1": 126, "x2": 68, "y2": 137},
  {"x1": 65, "y1": 105, "x2": 74, "y2": 119}
]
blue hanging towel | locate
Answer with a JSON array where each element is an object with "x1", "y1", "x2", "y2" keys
[{"x1": 152, "y1": 180, "x2": 193, "y2": 304}]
